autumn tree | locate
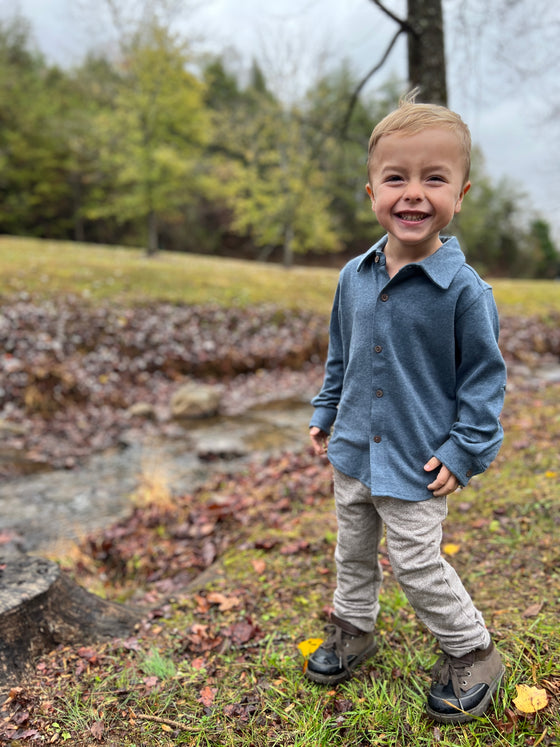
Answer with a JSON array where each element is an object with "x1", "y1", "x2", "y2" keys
[
  {"x1": 207, "y1": 60, "x2": 341, "y2": 267},
  {"x1": 0, "y1": 18, "x2": 73, "y2": 237},
  {"x1": 85, "y1": 18, "x2": 210, "y2": 254}
]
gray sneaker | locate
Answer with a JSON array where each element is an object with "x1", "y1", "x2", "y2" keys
[
  {"x1": 305, "y1": 613, "x2": 377, "y2": 685},
  {"x1": 427, "y1": 641, "x2": 505, "y2": 723}
]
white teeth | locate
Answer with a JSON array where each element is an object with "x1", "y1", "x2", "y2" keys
[{"x1": 398, "y1": 213, "x2": 426, "y2": 221}]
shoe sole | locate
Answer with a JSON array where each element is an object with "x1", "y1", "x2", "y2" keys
[
  {"x1": 426, "y1": 664, "x2": 506, "y2": 723},
  {"x1": 305, "y1": 642, "x2": 378, "y2": 685}
]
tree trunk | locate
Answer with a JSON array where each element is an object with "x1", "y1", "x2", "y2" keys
[
  {"x1": 283, "y1": 224, "x2": 294, "y2": 268},
  {"x1": 0, "y1": 556, "x2": 140, "y2": 692},
  {"x1": 147, "y1": 209, "x2": 159, "y2": 256},
  {"x1": 407, "y1": 0, "x2": 447, "y2": 105}
]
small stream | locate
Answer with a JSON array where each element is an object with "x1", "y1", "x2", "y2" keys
[
  {"x1": 2, "y1": 363, "x2": 559, "y2": 557},
  {"x1": 0, "y1": 399, "x2": 315, "y2": 555}
]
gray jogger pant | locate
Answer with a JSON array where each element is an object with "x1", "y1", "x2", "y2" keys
[{"x1": 332, "y1": 468, "x2": 491, "y2": 657}]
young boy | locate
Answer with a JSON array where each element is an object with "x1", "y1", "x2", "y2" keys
[{"x1": 306, "y1": 99, "x2": 507, "y2": 724}]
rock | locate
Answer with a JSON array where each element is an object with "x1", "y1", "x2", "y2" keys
[
  {"x1": 0, "y1": 419, "x2": 27, "y2": 437},
  {"x1": 0, "y1": 556, "x2": 140, "y2": 691},
  {"x1": 196, "y1": 436, "x2": 247, "y2": 462},
  {"x1": 170, "y1": 382, "x2": 223, "y2": 419},
  {"x1": 126, "y1": 402, "x2": 157, "y2": 419},
  {"x1": 0, "y1": 447, "x2": 51, "y2": 475}
]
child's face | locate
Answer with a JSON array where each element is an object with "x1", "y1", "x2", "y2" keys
[{"x1": 366, "y1": 127, "x2": 470, "y2": 257}]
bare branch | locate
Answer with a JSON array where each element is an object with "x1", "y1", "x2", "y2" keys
[
  {"x1": 341, "y1": 27, "x2": 404, "y2": 137},
  {"x1": 368, "y1": 0, "x2": 418, "y2": 36}
]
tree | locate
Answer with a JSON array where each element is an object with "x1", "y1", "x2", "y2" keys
[
  {"x1": 0, "y1": 18, "x2": 73, "y2": 237},
  {"x1": 61, "y1": 55, "x2": 123, "y2": 243},
  {"x1": 528, "y1": 219, "x2": 559, "y2": 279},
  {"x1": 453, "y1": 148, "x2": 528, "y2": 276},
  {"x1": 306, "y1": 68, "x2": 401, "y2": 253},
  {"x1": 405, "y1": 0, "x2": 446, "y2": 104},
  {"x1": 207, "y1": 59, "x2": 342, "y2": 267},
  {"x1": 85, "y1": 19, "x2": 211, "y2": 254},
  {"x1": 344, "y1": 0, "x2": 446, "y2": 133}
]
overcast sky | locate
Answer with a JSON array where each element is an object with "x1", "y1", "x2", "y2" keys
[{"x1": 4, "y1": 0, "x2": 558, "y2": 240}]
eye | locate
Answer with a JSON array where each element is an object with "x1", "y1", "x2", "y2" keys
[
  {"x1": 427, "y1": 175, "x2": 446, "y2": 183},
  {"x1": 385, "y1": 174, "x2": 404, "y2": 183}
]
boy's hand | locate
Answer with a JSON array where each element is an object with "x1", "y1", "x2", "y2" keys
[
  {"x1": 424, "y1": 457, "x2": 459, "y2": 497},
  {"x1": 310, "y1": 426, "x2": 329, "y2": 457}
]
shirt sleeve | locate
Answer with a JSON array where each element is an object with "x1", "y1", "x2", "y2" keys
[
  {"x1": 309, "y1": 282, "x2": 344, "y2": 433},
  {"x1": 434, "y1": 287, "x2": 507, "y2": 486}
]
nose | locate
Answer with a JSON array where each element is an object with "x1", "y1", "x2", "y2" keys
[{"x1": 403, "y1": 180, "x2": 424, "y2": 201}]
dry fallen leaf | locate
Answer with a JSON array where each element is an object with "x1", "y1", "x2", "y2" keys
[
  {"x1": 198, "y1": 686, "x2": 217, "y2": 708},
  {"x1": 442, "y1": 543, "x2": 460, "y2": 556},
  {"x1": 207, "y1": 592, "x2": 241, "y2": 611},
  {"x1": 513, "y1": 684, "x2": 549, "y2": 714},
  {"x1": 298, "y1": 638, "x2": 323, "y2": 659},
  {"x1": 522, "y1": 602, "x2": 544, "y2": 618},
  {"x1": 90, "y1": 721, "x2": 104, "y2": 741},
  {"x1": 251, "y1": 558, "x2": 266, "y2": 574}
]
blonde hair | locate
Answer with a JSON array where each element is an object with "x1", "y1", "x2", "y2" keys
[{"x1": 367, "y1": 95, "x2": 472, "y2": 185}]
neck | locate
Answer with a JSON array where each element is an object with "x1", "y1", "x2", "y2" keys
[{"x1": 384, "y1": 237, "x2": 442, "y2": 278}]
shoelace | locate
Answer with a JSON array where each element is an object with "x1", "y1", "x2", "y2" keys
[
  {"x1": 322, "y1": 623, "x2": 352, "y2": 674},
  {"x1": 434, "y1": 652, "x2": 475, "y2": 699}
]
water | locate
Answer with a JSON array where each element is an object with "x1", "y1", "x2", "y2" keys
[
  {"x1": 3, "y1": 364, "x2": 559, "y2": 556},
  {"x1": 0, "y1": 400, "x2": 314, "y2": 555}
]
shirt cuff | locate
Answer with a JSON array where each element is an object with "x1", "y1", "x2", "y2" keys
[
  {"x1": 434, "y1": 439, "x2": 484, "y2": 487},
  {"x1": 309, "y1": 407, "x2": 337, "y2": 434}
]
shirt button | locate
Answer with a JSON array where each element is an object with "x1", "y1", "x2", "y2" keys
[
  {"x1": 373, "y1": 436, "x2": 382, "y2": 443},
  {"x1": 380, "y1": 293, "x2": 389, "y2": 302},
  {"x1": 375, "y1": 389, "x2": 383, "y2": 398},
  {"x1": 374, "y1": 345, "x2": 383, "y2": 353},
  {"x1": 374, "y1": 255, "x2": 380, "y2": 263},
  {"x1": 466, "y1": 470, "x2": 473, "y2": 477}
]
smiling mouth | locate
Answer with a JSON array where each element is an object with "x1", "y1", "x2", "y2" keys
[{"x1": 396, "y1": 212, "x2": 430, "y2": 222}]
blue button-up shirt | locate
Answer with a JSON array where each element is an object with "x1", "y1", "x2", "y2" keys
[{"x1": 310, "y1": 235, "x2": 507, "y2": 501}]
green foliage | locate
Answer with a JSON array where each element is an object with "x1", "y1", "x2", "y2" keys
[
  {"x1": 528, "y1": 218, "x2": 559, "y2": 278},
  {"x1": 0, "y1": 14, "x2": 557, "y2": 273},
  {"x1": 455, "y1": 148, "x2": 559, "y2": 277},
  {"x1": 0, "y1": 18, "x2": 73, "y2": 236},
  {"x1": 83, "y1": 21, "x2": 212, "y2": 253}
]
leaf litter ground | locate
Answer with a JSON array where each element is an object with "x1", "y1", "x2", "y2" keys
[{"x1": 0, "y1": 302, "x2": 559, "y2": 745}]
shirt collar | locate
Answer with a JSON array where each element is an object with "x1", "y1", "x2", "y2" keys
[{"x1": 357, "y1": 235, "x2": 465, "y2": 289}]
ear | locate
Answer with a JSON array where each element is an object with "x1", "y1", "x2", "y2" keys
[
  {"x1": 454, "y1": 181, "x2": 471, "y2": 214},
  {"x1": 365, "y1": 183, "x2": 376, "y2": 210}
]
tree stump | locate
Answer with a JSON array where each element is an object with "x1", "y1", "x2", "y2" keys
[{"x1": 0, "y1": 556, "x2": 140, "y2": 690}]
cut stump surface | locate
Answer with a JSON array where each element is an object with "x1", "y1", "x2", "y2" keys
[{"x1": 0, "y1": 555, "x2": 139, "y2": 690}]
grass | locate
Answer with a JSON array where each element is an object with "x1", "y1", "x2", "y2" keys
[
  {"x1": 0, "y1": 235, "x2": 559, "y2": 745},
  {"x1": 0, "y1": 236, "x2": 339, "y2": 313},
  {"x1": 1, "y1": 235, "x2": 560, "y2": 317},
  {"x1": 18, "y1": 378, "x2": 557, "y2": 747}
]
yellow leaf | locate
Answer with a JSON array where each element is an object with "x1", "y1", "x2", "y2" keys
[
  {"x1": 545, "y1": 471, "x2": 557, "y2": 479},
  {"x1": 443, "y1": 543, "x2": 460, "y2": 556},
  {"x1": 513, "y1": 684, "x2": 549, "y2": 713},
  {"x1": 297, "y1": 638, "x2": 323, "y2": 658}
]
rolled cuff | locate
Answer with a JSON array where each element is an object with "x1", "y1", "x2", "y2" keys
[
  {"x1": 434, "y1": 439, "x2": 486, "y2": 487},
  {"x1": 309, "y1": 406, "x2": 337, "y2": 435}
]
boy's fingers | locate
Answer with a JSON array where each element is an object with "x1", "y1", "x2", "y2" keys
[
  {"x1": 424, "y1": 456, "x2": 441, "y2": 472},
  {"x1": 309, "y1": 428, "x2": 328, "y2": 456}
]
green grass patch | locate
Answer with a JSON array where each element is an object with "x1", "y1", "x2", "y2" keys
[
  {"x1": 2, "y1": 235, "x2": 560, "y2": 318},
  {"x1": 0, "y1": 236, "x2": 339, "y2": 313}
]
